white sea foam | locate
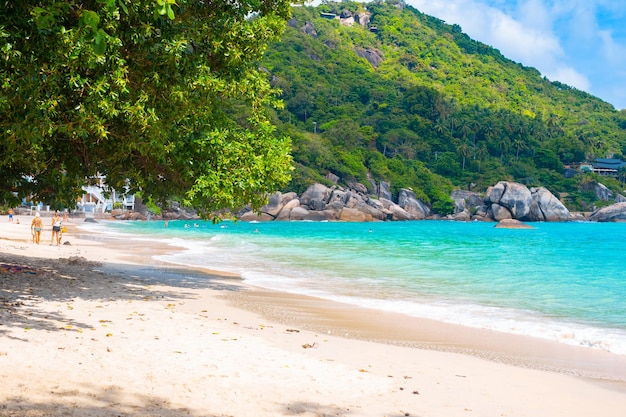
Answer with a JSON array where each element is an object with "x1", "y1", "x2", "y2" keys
[{"x1": 239, "y1": 271, "x2": 626, "y2": 355}]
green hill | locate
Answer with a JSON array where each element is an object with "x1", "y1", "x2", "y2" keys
[{"x1": 261, "y1": 0, "x2": 626, "y2": 213}]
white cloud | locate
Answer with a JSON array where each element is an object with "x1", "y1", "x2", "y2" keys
[
  {"x1": 598, "y1": 30, "x2": 626, "y2": 65},
  {"x1": 517, "y1": 0, "x2": 552, "y2": 31},
  {"x1": 546, "y1": 67, "x2": 590, "y2": 91}
]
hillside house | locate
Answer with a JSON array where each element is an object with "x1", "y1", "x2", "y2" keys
[{"x1": 591, "y1": 158, "x2": 626, "y2": 177}]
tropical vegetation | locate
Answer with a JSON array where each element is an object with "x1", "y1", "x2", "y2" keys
[{"x1": 264, "y1": 0, "x2": 626, "y2": 213}]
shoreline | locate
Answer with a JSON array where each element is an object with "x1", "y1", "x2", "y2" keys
[{"x1": 2, "y1": 215, "x2": 626, "y2": 416}]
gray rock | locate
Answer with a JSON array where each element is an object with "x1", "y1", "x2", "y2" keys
[
  {"x1": 301, "y1": 21, "x2": 317, "y2": 37},
  {"x1": 594, "y1": 183, "x2": 613, "y2": 201},
  {"x1": 239, "y1": 211, "x2": 274, "y2": 222},
  {"x1": 451, "y1": 190, "x2": 483, "y2": 214},
  {"x1": 528, "y1": 187, "x2": 570, "y2": 222},
  {"x1": 349, "y1": 182, "x2": 369, "y2": 195},
  {"x1": 288, "y1": 206, "x2": 312, "y2": 221},
  {"x1": 355, "y1": 11, "x2": 371, "y2": 27},
  {"x1": 325, "y1": 172, "x2": 340, "y2": 184},
  {"x1": 486, "y1": 181, "x2": 532, "y2": 219},
  {"x1": 300, "y1": 183, "x2": 332, "y2": 210},
  {"x1": 451, "y1": 210, "x2": 471, "y2": 221},
  {"x1": 398, "y1": 188, "x2": 430, "y2": 219},
  {"x1": 490, "y1": 203, "x2": 512, "y2": 221},
  {"x1": 262, "y1": 192, "x2": 284, "y2": 217},
  {"x1": 588, "y1": 202, "x2": 626, "y2": 222},
  {"x1": 378, "y1": 181, "x2": 392, "y2": 201},
  {"x1": 354, "y1": 46, "x2": 383, "y2": 68},
  {"x1": 494, "y1": 219, "x2": 534, "y2": 229},
  {"x1": 471, "y1": 205, "x2": 492, "y2": 221},
  {"x1": 380, "y1": 199, "x2": 412, "y2": 221}
]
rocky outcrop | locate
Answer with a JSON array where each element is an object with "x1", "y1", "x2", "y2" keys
[
  {"x1": 484, "y1": 182, "x2": 569, "y2": 222},
  {"x1": 354, "y1": 46, "x2": 383, "y2": 68},
  {"x1": 355, "y1": 11, "x2": 371, "y2": 27},
  {"x1": 594, "y1": 183, "x2": 613, "y2": 201},
  {"x1": 301, "y1": 21, "x2": 317, "y2": 37},
  {"x1": 239, "y1": 183, "x2": 429, "y2": 222},
  {"x1": 588, "y1": 202, "x2": 626, "y2": 222},
  {"x1": 398, "y1": 189, "x2": 430, "y2": 219},
  {"x1": 369, "y1": 177, "x2": 392, "y2": 200},
  {"x1": 529, "y1": 187, "x2": 570, "y2": 222},
  {"x1": 450, "y1": 190, "x2": 485, "y2": 221},
  {"x1": 494, "y1": 219, "x2": 534, "y2": 229},
  {"x1": 339, "y1": 10, "x2": 355, "y2": 26},
  {"x1": 238, "y1": 180, "x2": 576, "y2": 223},
  {"x1": 485, "y1": 181, "x2": 532, "y2": 220}
]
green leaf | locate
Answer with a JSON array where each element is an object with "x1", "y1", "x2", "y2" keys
[
  {"x1": 93, "y1": 29, "x2": 107, "y2": 55},
  {"x1": 80, "y1": 10, "x2": 100, "y2": 31}
]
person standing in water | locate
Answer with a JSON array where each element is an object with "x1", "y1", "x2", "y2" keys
[{"x1": 31, "y1": 212, "x2": 43, "y2": 244}]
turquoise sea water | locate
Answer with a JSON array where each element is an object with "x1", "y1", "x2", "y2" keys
[{"x1": 95, "y1": 220, "x2": 626, "y2": 354}]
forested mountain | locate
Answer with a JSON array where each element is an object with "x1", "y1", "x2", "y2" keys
[{"x1": 262, "y1": 0, "x2": 626, "y2": 213}]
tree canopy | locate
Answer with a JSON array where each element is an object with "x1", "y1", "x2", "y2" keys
[{"x1": 0, "y1": 0, "x2": 294, "y2": 213}]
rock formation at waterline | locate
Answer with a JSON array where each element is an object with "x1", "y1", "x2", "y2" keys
[
  {"x1": 588, "y1": 202, "x2": 626, "y2": 222},
  {"x1": 239, "y1": 182, "x2": 430, "y2": 222},
  {"x1": 238, "y1": 180, "x2": 572, "y2": 223}
]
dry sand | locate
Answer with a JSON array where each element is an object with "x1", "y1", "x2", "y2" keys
[{"x1": 1, "y1": 213, "x2": 625, "y2": 417}]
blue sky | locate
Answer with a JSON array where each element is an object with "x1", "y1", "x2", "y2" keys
[
  {"x1": 407, "y1": 0, "x2": 626, "y2": 110},
  {"x1": 305, "y1": 1, "x2": 626, "y2": 110}
]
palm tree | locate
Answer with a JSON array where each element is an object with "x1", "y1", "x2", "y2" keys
[
  {"x1": 475, "y1": 143, "x2": 489, "y2": 173},
  {"x1": 458, "y1": 140, "x2": 471, "y2": 171},
  {"x1": 497, "y1": 136, "x2": 511, "y2": 164}
]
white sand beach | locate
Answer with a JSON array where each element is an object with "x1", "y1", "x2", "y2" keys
[{"x1": 1, "y1": 214, "x2": 625, "y2": 417}]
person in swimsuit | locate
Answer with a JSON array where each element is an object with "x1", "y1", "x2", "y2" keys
[
  {"x1": 31, "y1": 212, "x2": 43, "y2": 244},
  {"x1": 51, "y1": 211, "x2": 62, "y2": 246}
]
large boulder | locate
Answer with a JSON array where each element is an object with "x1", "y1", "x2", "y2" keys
[
  {"x1": 485, "y1": 181, "x2": 532, "y2": 220},
  {"x1": 275, "y1": 198, "x2": 301, "y2": 221},
  {"x1": 239, "y1": 211, "x2": 274, "y2": 222},
  {"x1": 494, "y1": 219, "x2": 534, "y2": 229},
  {"x1": 300, "y1": 183, "x2": 332, "y2": 210},
  {"x1": 398, "y1": 188, "x2": 430, "y2": 219},
  {"x1": 490, "y1": 203, "x2": 512, "y2": 221},
  {"x1": 367, "y1": 198, "x2": 393, "y2": 220},
  {"x1": 349, "y1": 182, "x2": 369, "y2": 195},
  {"x1": 588, "y1": 202, "x2": 626, "y2": 222},
  {"x1": 260, "y1": 192, "x2": 284, "y2": 217},
  {"x1": 528, "y1": 187, "x2": 570, "y2": 221},
  {"x1": 594, "y1": 183, "x2": 613, "y2": 201},
  {"x1": 380, "y1": 199, "x2": 412, "y2": 221},
  {"x1": 471, "y1": 205, "x2": 492, "y2": 222},
  {"x1": 352, "y1": 201, "x2": 387, "y2": 221},
  {"x1": 338, "y1": 207, "x2": 369, "y2": 222},
  {"x1": 355, "y1": 11, "x2": 371, "y2": 27},
  {"x1": 451, "y1": 190, "x2": 483, "y2": 214},
  {"x1": 369, "y1": 179, "x2": 392, "y2": 201}
]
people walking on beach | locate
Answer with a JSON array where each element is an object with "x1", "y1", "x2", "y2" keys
[
  {"x1": 8, "y1": 208, "x2": 14, "y2": 222},
  {"x1": 51, "y1": 211, "x2": 63, "y2": 246},
  {"x1": 31, "y1": 212, "x2": 43, "y2": 244}
]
